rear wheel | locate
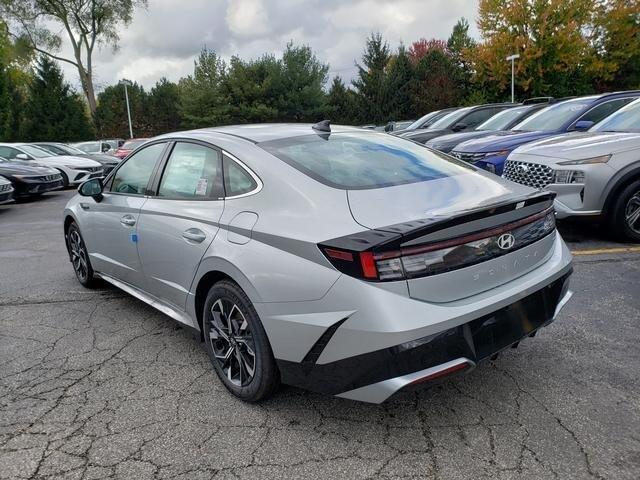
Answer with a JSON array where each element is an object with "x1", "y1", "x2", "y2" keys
[
  {"x1": 203, "y1": 280, "x2": 279, "y2": 402},
  {"x1": 610, "y1": 179, "x2": 640, "y2": 242},
  {"x1": 66, "y1": 223, "x2": 97, "y2": 288}
]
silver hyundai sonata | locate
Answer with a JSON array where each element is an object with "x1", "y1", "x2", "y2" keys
[{"x1": 63, "y1": 122, "x2": 573, "y2": 403}]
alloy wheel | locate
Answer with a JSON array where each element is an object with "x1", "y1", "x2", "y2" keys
[
  {"x1": 69, "y1": 230, "x2": 88, "y2": 282},
  {"x1": 625, "y1": 192, "x2": 640, "y2": 235},
  {"x1": 208, "y1": 298, "x2": 256, "y2": 387}
]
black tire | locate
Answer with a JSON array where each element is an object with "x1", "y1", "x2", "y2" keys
[
  {"x1": 609, "y1": 179, "x2": 640, "y2": 242},
  {"x1": 58, "y1": 170, "x2": 70, "y2": 188},
  {"x1": 66, "y1": 222, "x2": 97, "y2": 288},
  {"x1": 202, "y1": 280, "x2": 279, "y2": 402}
]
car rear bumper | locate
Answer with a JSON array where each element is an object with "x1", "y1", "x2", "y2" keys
[
  {"x1": 276, "y1": 270, "x2": 572, "y2": 403},
  {"x1": 256, "y1": 231, "x2": 573, "y2": 402}
]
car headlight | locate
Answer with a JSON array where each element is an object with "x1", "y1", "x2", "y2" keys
[
  {"x1": 553, "y1": 170, "x2": 585, "y2": 184},
  {"x1": 558, "y1": 154, "x2": 611, "y2": 165},
  {"x1": 64, "y1": 165, "x2": 82, "y2": 169},
  {"x1": 484, "y1": 150, "x2": 510, "y2": 158}
]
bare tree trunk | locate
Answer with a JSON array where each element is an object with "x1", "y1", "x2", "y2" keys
[{"x1": 79, "y1": 67, "x2": 97, "y2": 114}]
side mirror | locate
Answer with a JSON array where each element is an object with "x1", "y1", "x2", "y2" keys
[
  {"x1": 101, "y1": 144, "x2": 111, "y2": 153},
  {"x1": 452, "y1": 122, "x2": 467, "y2": 132},
  {"x1": 15, "y1": 153, "x2": 30, "y2": 160},
  {"x1": 572, "y1": 120, "x2": 594, "y2": 131},
  {"x1": 78, "y1": 178, "x2": 103, "y2": 201}
]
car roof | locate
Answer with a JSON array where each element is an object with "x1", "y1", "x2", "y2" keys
[{"x1": 174, "y1": 123, "x2": 365, "y2": 143}]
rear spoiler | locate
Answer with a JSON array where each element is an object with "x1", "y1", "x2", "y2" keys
[{"x1": 322, "y1": 191, "x2": 555, "y2": 252}]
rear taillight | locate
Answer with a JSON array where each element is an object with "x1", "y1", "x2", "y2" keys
[{"x1": 320, "y1": 208, "x2": 556, "y2": 282}]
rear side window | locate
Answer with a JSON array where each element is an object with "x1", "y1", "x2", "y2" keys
[
  {"x1": 224, "y1": 156, "x2": 258, "y2": 197},
  {"x1": 158, "y1": 142, "x2": 223, "y2": 199},
  {"x1": 260, "y1": 132, "x2": 472, "y2": 190}
]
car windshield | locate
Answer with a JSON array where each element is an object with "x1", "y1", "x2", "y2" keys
[
  {"x1": 590, "y1": 98, "x2": 640, "y2": 133},
  {"x1": 20, "y1": 145, "x2": 50, "y2": 158},
  {"x1": 406, "y1": 111, "x2": 442, "y2": 130},
  {"x1": 513, "y1": 97, "x2": 597, "y2": 132},
  {"x1": 428, "y1": 107, "x2": 473, "y2": 129},
  {"x1": 58, "y1": 144, "x2": 86, "y2": 155},
  {"x1": 477, "y1": 106, "x2": 531, "y2": 131},
  {"x1": 260, "y1": 132, "x2": 473, "y2": 190},
  {"x1": 75, "y1": 142, "x2": 98, "y2": 153},
  {"x1": 122, "y1": 140, "x2": 147, "y2": 149}
]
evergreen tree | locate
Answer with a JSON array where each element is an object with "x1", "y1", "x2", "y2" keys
[
  {"x1": 21, "y1": 56, "x2": 93, "y2": 141},
  {"x1": 448, "y1": 18, "x2": 476, "y2": 99},
  {"x1": 325, "y1": 76, "x2": 357, "y2": 124},
  {"x1": 385, "y1": 45, "x2": 415, "y2": 120},
  {"x1": 274, "y1": 42, "x2": 329, "y2": 121},
  {"x1": 352, "y1": 33, "x2": 392, "y2": 123},
  {"x1": 94, "y1": 81, "x2": 149, "y2": 138},
  {"x1": 178, "y1": 47, "x2": 228, "y2": 128},
  {"x1": 148, "y1": 78, "x2": 181, "y2": 135}
]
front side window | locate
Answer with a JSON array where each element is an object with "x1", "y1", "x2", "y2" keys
[
  {"x1": 111, "y1": 143, "x2": 166, "y2": 195},
  {"x1": 158, "y1": 142, "x2": 223, "y2": 199},
  {"x1": 224, "y1": 156, "x2": 258, "y2": 197},
  {"x1": 429, "y1": 107, "x2": 473, "y2": 129},
  {"x1": 260, "y1": 132, "x2": 472, "y2": 190}
]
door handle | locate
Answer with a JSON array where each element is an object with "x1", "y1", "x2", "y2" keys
[
  {"x1": 120, "y1": 215, "x2": 136, "y2": 227},
  {"x1": 182, "y1": 228, "x2": 206, "y2": 243}
]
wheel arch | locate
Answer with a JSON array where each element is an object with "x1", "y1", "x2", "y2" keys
[
  {"x1": 190, "y1": 258, "x2": 262, "y2": 341},
  {"x1": 602, "y1": 163, "x2": 640, "y2": 215},
  {"x1": 63, "y1": 213, "x2": 78, "y2": 259}
]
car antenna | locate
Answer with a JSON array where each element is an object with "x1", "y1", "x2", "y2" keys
[{"x1": 312, "y1": 120, "x2": 331, "y2": 133}]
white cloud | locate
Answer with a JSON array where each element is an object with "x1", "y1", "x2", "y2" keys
[{"x1": 54, "y1": 0, "x2": 479, "y2": 93}]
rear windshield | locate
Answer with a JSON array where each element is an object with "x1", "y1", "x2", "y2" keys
[{"x1": 259, "y1": 132, "x2": 472, "y2": 189}]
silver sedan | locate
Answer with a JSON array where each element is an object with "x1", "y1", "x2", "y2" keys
[{"x1": 63, "y1": 122, "x2": 573, "y2": 403}]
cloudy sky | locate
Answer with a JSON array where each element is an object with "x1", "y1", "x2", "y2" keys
[{"x1": 57, "y1": 0, "x2": 480, "y2": 92}]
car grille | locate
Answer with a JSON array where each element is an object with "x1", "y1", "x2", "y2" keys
[
  {"x1": 450, "y1": 151, "x2": 486, "y2": 163},
  {"x1": 0, "y1": 183, "x2": 12, "y2": 192},
  {"x1": 502, "y1": 160, "x2": 554, "y2": 189}
]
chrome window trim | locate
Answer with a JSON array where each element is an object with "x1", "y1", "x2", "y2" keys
[{"x1": 222, "y1": 150, "x2": 263, "y2": 199}]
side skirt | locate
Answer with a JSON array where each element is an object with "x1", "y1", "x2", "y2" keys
[{"x1": 95, "y1": 272, "x2": 199, "y2": 332}]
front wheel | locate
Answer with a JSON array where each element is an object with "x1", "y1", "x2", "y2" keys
[
  {"x1": 610, "y1": 179, "x2": 640, "y2": 242},
  {"x1": 203, "y1": 280, "x2": 279, "y2": 402},
  {"x1": 66, "y1": 223, "x2": 97, "y2": 288}
]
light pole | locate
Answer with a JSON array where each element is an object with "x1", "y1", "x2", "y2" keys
[
  {"x1": 505, "y1": 54, "x2": 520, "y2": 103},
  {"x1": 119, "y1": 79, "x2": 134, "y2": 139}
]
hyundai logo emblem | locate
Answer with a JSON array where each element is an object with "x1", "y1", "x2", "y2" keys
[
  {"x1": 497, "y1": 233, "x2": 516, "y2": 250},
  {"x1": 517, "y1": 164, "x2": 529, "y2": 173}
]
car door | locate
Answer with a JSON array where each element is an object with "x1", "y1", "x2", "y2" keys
[
  {"x1": 136, "y1": 141, "x2": 225, "y2": 310},
  {"x1": 80, "y1": 142, "x2": 168, "y2": 286}
]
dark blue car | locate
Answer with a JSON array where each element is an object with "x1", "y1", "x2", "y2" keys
[{"x1": 450, "y1": 92, "x2": 640, "y2": 175}]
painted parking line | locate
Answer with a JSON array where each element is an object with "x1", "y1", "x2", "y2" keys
[{"x1": 571, "y1": 246, "x2": 640, "y2": 256}]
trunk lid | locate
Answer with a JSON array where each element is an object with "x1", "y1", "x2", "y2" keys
[{"x1": 347, "y1": 173, "x2": 557, "y2": 302}]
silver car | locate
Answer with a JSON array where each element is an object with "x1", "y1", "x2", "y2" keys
[
  {"x1": 503, "y1": 97, "x2": 640, "y2": 241},
  {"x1": 63, "y1": 123, "x2": 573, "y2": 403}
]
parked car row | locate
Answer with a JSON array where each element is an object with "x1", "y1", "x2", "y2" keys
[{"x1": 394, "y1": 91, "x2": 640, "y2": 241}]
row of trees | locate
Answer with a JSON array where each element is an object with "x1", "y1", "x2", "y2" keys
[{"x1": 1, "y1": 0, "x2": 640, "y2": 141}]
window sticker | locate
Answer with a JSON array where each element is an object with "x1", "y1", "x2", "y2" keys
[{"x1": 195, "y1": 178, "x2": 208, "y2": 196}]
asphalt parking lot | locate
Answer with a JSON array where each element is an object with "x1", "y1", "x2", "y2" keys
[{"x1": 1, "y1": 190, "x2": 639, "y2": 480}]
